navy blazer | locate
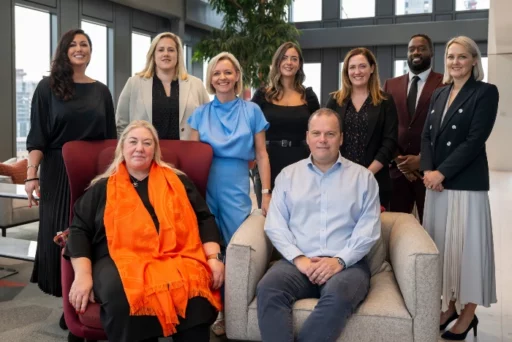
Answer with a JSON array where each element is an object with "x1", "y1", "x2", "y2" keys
[
  {"x1": 420, "y1": 77, "x2": 499, "y2": 191},
  {"x1": 326, "y1": 93, "x2": 398, "y2": 192}
]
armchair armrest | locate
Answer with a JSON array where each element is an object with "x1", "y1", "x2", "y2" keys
[
  {"x1": 225, "y1": 209, "x2": 272, "y2": 340},
  {"x1": 386, "y1": 213, "x2": 441, "y2": 342}
]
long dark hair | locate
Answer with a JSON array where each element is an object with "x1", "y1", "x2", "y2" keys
[
  {"x1": 265, "y1": 42, "x2": 306, "y2": 103},
  {"x1": 50, "y1": 29, "x2": 92, "y2": 101}
]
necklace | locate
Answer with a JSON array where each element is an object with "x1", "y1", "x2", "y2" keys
[{"x1": 129, "y1": 175, "x2": 142, "y2": 188}]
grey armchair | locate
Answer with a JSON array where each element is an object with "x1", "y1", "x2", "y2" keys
[{"x1": 225, "y1": 211, "x2": 441, "y2": 342}]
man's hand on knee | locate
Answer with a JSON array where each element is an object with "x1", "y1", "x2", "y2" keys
[
  {"x1": 307, "y1": 257, "x2": 343, "y2": 285},
  {"x1": 293, "y1": 255, "x2": 312, "y2": 275}
]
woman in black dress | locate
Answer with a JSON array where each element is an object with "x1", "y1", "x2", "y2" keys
[
  {"x1": 251, "y1": 42, "x2": 320, "y2": 205},
  {"x1": 24, "y1": 28, "x2": 116, "y2": 323},
  {"x1": 326, "y1": 48, "x2": 398, "y2": 209}
]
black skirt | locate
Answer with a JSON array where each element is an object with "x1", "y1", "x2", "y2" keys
[{"x1": 30, "y1": 149, "x2": 69, "y2": 297}]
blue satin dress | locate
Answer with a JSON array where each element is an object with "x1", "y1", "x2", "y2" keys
[{"x1": 188, "y1": 96, "x2": 269, "y2": 245}]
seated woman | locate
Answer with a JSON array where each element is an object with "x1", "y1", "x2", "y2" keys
[{"x1": 64, "y1": 120, "x2": 223, "y2": 342}]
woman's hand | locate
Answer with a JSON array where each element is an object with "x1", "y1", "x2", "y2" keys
[
  {"x1": 261, "y1": 193, "x2": 271, "y2": 216},
  {"x1": 207, "y1": 259, "x2": 225, "y2": 290},
  {"x1": 423, "y1": 170, "x2": 445, "y2": 191},
  {"x1": 25, "y1": 179, "x2": 40, "y2": 208},
  {"x1": 69, "y1": 273, "x2": 95, "y2": 314}
]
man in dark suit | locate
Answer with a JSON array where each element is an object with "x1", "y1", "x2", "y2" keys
[{"x1": 383, "y1": 34, "x2": 444, "y2": 222}]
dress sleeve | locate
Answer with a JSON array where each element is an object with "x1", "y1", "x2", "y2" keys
[
  {"x1": 305, "y1": 87, "x2": 320, "y2": 114},
  {"x1": 187, "y1": 106, "x2": 203, "y2": 131},
  {"x1": 104, "y1": 86, "x2": 117, "y2": 139},
  {"x1": 26, "y1": 78, "x2": 51, "y2": 152},
  {"x1": 64, "y1": 181, "x2": 105, "y2": 259},
  {"x1": 325, "y1": 94, "x2": 338, "y2": 110},
  {"x1": 178, "y1": 175, "x2": 220, "y2": 244},
  {"x1": 250, "y1": 102, "x2": 270, "y2": 134}
]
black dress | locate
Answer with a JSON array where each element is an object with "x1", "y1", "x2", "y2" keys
[
  {"x1": 152, "y1": 77, "x2": 180, "y2": 140},
  {"x1": 64, "y1": 175, "x2": 219, "y2": 341},
  {"x1": 26, "y1": 77, "x2": 116, "y2": 296},
  {"x1": 341, "y1": 98, "x2": 370, "y2": 166},
  {"x1": 251, "y1": 87, "x2": 320, "y2": 200}
]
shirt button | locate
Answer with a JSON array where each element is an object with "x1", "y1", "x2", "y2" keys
[
  {"x1": 181, "y1": 128, "x2": 185, "y2": 132},
  {"x1": 452, "y1": 125, "x2": 456, "y2": 129},
  {"x1": 447, "y1": 141, "x2": 452, "y2": 146}
]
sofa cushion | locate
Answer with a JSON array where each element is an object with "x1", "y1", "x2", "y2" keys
[
  {"x1": 247, "y1": 271, "x2": 412, "y2": 341},
  {"x1": 0, "y1": 159, "x2": 27, "y2": 184}
]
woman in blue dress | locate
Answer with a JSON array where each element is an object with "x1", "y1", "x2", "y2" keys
[{"x1": 188, "y1": 51, "x2": 271, "y2": 247}]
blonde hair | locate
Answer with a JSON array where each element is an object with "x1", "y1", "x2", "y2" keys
[
  {"x1": 136, "y1": 32, "x2": 188, "y2": 81},
  {"x1": 265, "y1": 42, "x2": 306, "y2": 103},
  {"x1": 331, "y1": 47, "x2": 386, "y2": 107},
  {"x1": 443, "y1": 36, "x2": 484, "y2": 84},
  {"x1": 205, "y1": 52, "x2": 243, "y2": 95},
  {"x1": 90, "y1": 120, "x2": 183, "y2": 186}
]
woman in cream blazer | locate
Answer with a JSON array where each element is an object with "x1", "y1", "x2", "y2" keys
[{"x1": 116, "y1": 32, "x2": 210, "y2": 140}]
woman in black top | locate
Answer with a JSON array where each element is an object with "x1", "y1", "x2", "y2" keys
[
  {"x1": 251, "y1": 42, "x2": 320, "y2": 205},
  {"x1": 326, "y1": 47, "x2": 398, "y2": 209},
  {"x1": 24, "y1": 28, "x2": 116, "y2": 329}
]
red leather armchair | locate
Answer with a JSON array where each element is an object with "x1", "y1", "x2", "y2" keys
[{"x1": 61, "y1": 139, "x2": 213, "y2": 341}]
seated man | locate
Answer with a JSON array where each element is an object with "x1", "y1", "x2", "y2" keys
[{"x1": 257, "y1": 108, "x2": 381, "y2": 342}]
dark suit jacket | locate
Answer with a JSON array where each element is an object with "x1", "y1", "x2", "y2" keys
[
  {"x1": 383, "y1": 71, "x2": 444, "y2": 179},
  {"x1": 420, "y1": 77, "x2": 499, "y2": 191},
  {"x1": 325, "y1": 93, "x2": 398, "y2": 192}
]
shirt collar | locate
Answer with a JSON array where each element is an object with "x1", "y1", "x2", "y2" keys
[
  {"x1": 307, "y1": 153, "x2": 344, "y2": 174},
  {"x1": 409, "y1": 68, "x2": 431, "y2": 83}
]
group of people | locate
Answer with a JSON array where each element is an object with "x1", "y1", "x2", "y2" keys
[{"x1": 23, "y1": 26, "x2": 498, "y2": 342}]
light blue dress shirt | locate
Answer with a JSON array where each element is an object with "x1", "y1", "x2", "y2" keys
[{"x1": 264, "y1": 153, "x2": 381, "y2": 267}]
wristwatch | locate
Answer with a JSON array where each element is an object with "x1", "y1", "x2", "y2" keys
[
  {"x1": 262, "y1": 188, "x2": 272, "y2": 194},
  {"x1": 207, "y1": 253, "x2": 224, "y2": 262},
  {"x1": 336, "y1": 257, "x2": 346, "y2": 269}
]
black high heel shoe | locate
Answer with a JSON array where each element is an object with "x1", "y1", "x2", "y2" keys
[
  {"x1": 441, "y1": 315, "x2": 478, "y2": 341},
  {"x1": 440, "y1": 311, "x2": 459, "y2": 330}
]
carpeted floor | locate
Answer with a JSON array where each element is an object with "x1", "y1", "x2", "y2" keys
[{"x1": 0, "y1": 222, "x2": 231, "y2": 342}]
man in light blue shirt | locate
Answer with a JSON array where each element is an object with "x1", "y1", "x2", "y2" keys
[{"x1": 257, "y1": 108, "x2": 381, "y2": 342}]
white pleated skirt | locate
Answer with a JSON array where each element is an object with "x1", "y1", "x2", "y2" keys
[{"x1": 423, "y1": 189, "x2": 497, "y2": 313}]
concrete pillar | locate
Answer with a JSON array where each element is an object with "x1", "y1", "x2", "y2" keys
[{"x1": 487, "y1": 0, "x2": 512, "y2": 171}]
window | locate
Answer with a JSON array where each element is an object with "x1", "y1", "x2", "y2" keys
[
  {"x1": 303, "y1": 63, "x2": 322, "y2": 100},
  {"x1": 131, "y1": 32, "x2": 151, "y2": 75},
  {"x1": 339, "y1": 62, "x2": 344, "y2": 88},
  {"x1": 15, "y1": 6, "x2": 51, "y2": 158},
  {"x1": 292, "y1": 0, "x2": 321, "y2": 22},
  {"x1": 481, "y1": 57, "x2": 488, "y2": 83},
  {"x1": 81, "y1": 20, "x2": 108, "y2": 85},
  {"x1": 456, "y1": 0, "x2": 489, "y2": 11},
  {"x1": 341, "y1": 0, "x2": 375, "y2": 19},
  {"x1": 395, "y1": 0, "x2": 433, "y2": 15},
  {"x1": 394, "y1": 60, "x2": 409, "y2": 77}
]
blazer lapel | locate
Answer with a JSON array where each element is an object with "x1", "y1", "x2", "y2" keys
[
  {"x1": 432, "y1": 86, "x2": 450, "y2": 137},
  {"x1": 439, "y1": 78, "x2": 476, "y2": 132},
  {"x1": 412, "y1": 71, "x2": 439, "y2": 125},
  {"x1": 398, "y1": 75, "x2": 409, "y2": 123},
  {"x1": 179, "y1": 78, "x2": 190, "y2": 124},
  {"x1": 366, "y1": 101, "x2": 380, "y2": 147},
  {"x1": 142, "y1": 77, "x2": 152, "y2": 122}
]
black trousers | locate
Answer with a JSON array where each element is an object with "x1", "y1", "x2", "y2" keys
[
  {"x1": 92, "y1": 256, "x2": 217, "y2": 342},
  {"x1": 389, "y1": 175, "x2": 426, "y2": 223}
]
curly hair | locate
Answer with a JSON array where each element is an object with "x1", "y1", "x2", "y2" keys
[
  {"x1": 50, "y1": 29, "x2": 92, "y2": 101},
  {"x1": 265, "y1": 42, "x2": 306, "y2": 103}
]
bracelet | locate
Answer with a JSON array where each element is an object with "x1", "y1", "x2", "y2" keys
[
  {"x1": 27, "y1": 164, "x2": 38, "y2": 170},
  {"x1": 24, "y1": 177, "x2": 39, "y2": 183}
]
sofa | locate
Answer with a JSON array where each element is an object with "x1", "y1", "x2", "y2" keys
[
  {"x1": 0, "y1": 158, "x2": 39, "y2": 236},
  {"x1": 225, "y1": 211, "x2": 441, "y2": 342}
]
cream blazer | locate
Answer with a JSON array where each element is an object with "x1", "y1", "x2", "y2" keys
[{"x1": 115, "y1": 74, "x2": 210, "y2": 139}]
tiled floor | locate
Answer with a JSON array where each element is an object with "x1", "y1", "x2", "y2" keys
[{"x1": 1, "y1": 171, "x2": 511, "y2": 341}]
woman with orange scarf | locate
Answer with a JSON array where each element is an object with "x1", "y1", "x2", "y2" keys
[{"x1": 64, "y1": 120, "x2": 223, "y2": 342}]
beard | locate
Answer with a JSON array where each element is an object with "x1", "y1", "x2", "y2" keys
[{"x1": 407, "y1": 56, "x2": 431, "y2": 74}]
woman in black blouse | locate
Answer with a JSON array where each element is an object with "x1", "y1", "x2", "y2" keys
[
  {"x1": 326, "y1": 48, "x2": 398, "y2": 209},
  {"x1": 24, "y1": 28, "x2": 116, "y2": 327},
  {"x1": 116, "y1": 32, "x2": 210, "y2": 140},
  {"x1": 251, "y1": 42, "x2": 320, "y2": 205}
]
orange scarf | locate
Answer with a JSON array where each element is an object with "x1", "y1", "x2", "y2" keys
[{"x1": 104, "y1": 162, "x2": 222, "y2": 336}]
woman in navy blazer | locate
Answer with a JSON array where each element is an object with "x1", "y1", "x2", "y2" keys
[
  {"x1": 326, "y1": 47, "x2": 398, "y2": 209},
  {"x1": 421, "y1": 36, "x2": 499, "y2": 340}
]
